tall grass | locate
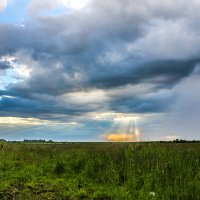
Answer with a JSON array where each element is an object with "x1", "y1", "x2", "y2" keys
[{"x1": 0, "y1": 142, "x2": 199, "y2": 199}]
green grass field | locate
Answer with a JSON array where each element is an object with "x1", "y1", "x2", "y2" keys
[{"x1": 0, "y1": 142, "x2": 200, "y2": 199}]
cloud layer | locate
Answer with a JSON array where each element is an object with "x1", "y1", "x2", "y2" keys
[{"x1": 0, "y1": 0, "x2": 200, "y2": 140}]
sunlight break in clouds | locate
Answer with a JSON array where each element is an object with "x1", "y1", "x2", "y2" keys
[
  {"x1": 0, "y1": 55, "x2": 32, "y2": 90},
  {"x1": 101, "y1": 113, "x2": 141, "y2": 142},
  {"x1": 0, "y1": 55, "x2": 32, "y2": 77}
]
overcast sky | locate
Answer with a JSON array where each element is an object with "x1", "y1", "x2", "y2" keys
[{"x1": 0, "y1": 0, "x2": 200, "y2": 141}]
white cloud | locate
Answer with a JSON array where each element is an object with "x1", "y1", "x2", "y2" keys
[
  {"x1": 0, "y1": 0, "x2": 9, "y2": 11},
  {"x1": 162, "y1": 135, "x2": 180, "y2": 141},
  {"x1": 28, "y1": 0, "x2": 90, "y2": 15},
  {"x1": 1, "y1": 55, "x2": 32, "y2": 77},
  {"x1": 0, "y1": 55, "x2": 33, "y2": 91},
  {"x1": 91, "y1": 112, "x2": 146, "y2": 122},
  {"x1": 66, "y1": 0, "x2": 90, "y2": 10},
  {"x1": 0, "y1": 117, "x2": 80, "y2": 126},
  {"x1": 62, "y1": 90, "x2": 108, "y2": 105}
]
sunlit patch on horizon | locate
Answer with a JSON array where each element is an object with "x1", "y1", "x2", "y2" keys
[
  {"x1": 106, "y1": 133, "x2": 140, "y2": 142},
  {"x1": 98, "y1": 113, "x2": 142, "y2": 142}
]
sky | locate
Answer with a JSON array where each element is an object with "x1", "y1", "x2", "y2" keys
[{"x1": 0, "y1": 0, "x2": 200, "y2": 141}]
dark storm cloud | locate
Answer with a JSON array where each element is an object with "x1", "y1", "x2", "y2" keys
[
  {"x1": 0, "y1": 95, "x2": 93, "y2": 119},
  {"x1": 1, "y1": 0, "x2": 200, "y2": 119},
  {"x1": 90, "y1": 60, "x2": 198, "y2": 89},
  {"x1": 0, "y1": 60, "x2": 11, "y2": 70},
  {"x1": 111, "y1": 97, "x2": 170, "y2": 113}
]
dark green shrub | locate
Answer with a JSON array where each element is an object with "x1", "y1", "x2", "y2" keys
[{"x1": 54, "y1": 161, "x2": 65, "y2": 175}]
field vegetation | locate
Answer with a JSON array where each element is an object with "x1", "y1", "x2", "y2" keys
[{"x1": 0, "y1": 142, "x2": 200, "y2": 199}]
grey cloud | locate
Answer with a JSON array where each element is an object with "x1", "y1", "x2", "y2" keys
[
  {"x1": 89, "y1": 60, "x2": 197, "y2": 89},
  {"x1": 0, "y1": 95, "x2": 93, "y2": 119},
  {"x1": 110, "y1": 96, "x2": 172, "y2": 113},
  {"x1": 0, "y1": 60, "x2": 11, "y2": 70}
]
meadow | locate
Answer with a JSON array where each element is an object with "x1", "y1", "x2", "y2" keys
[{"x1": 0, "y1": 142, "x2": 200, "y2": 199}]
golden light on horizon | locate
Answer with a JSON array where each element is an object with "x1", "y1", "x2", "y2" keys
[
  {"x1": 106, "y1": 132, "x2": 140, "y2": 142},
  {"x1": 103, "y1": 113, "x2": 141, "y2": 142}
]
